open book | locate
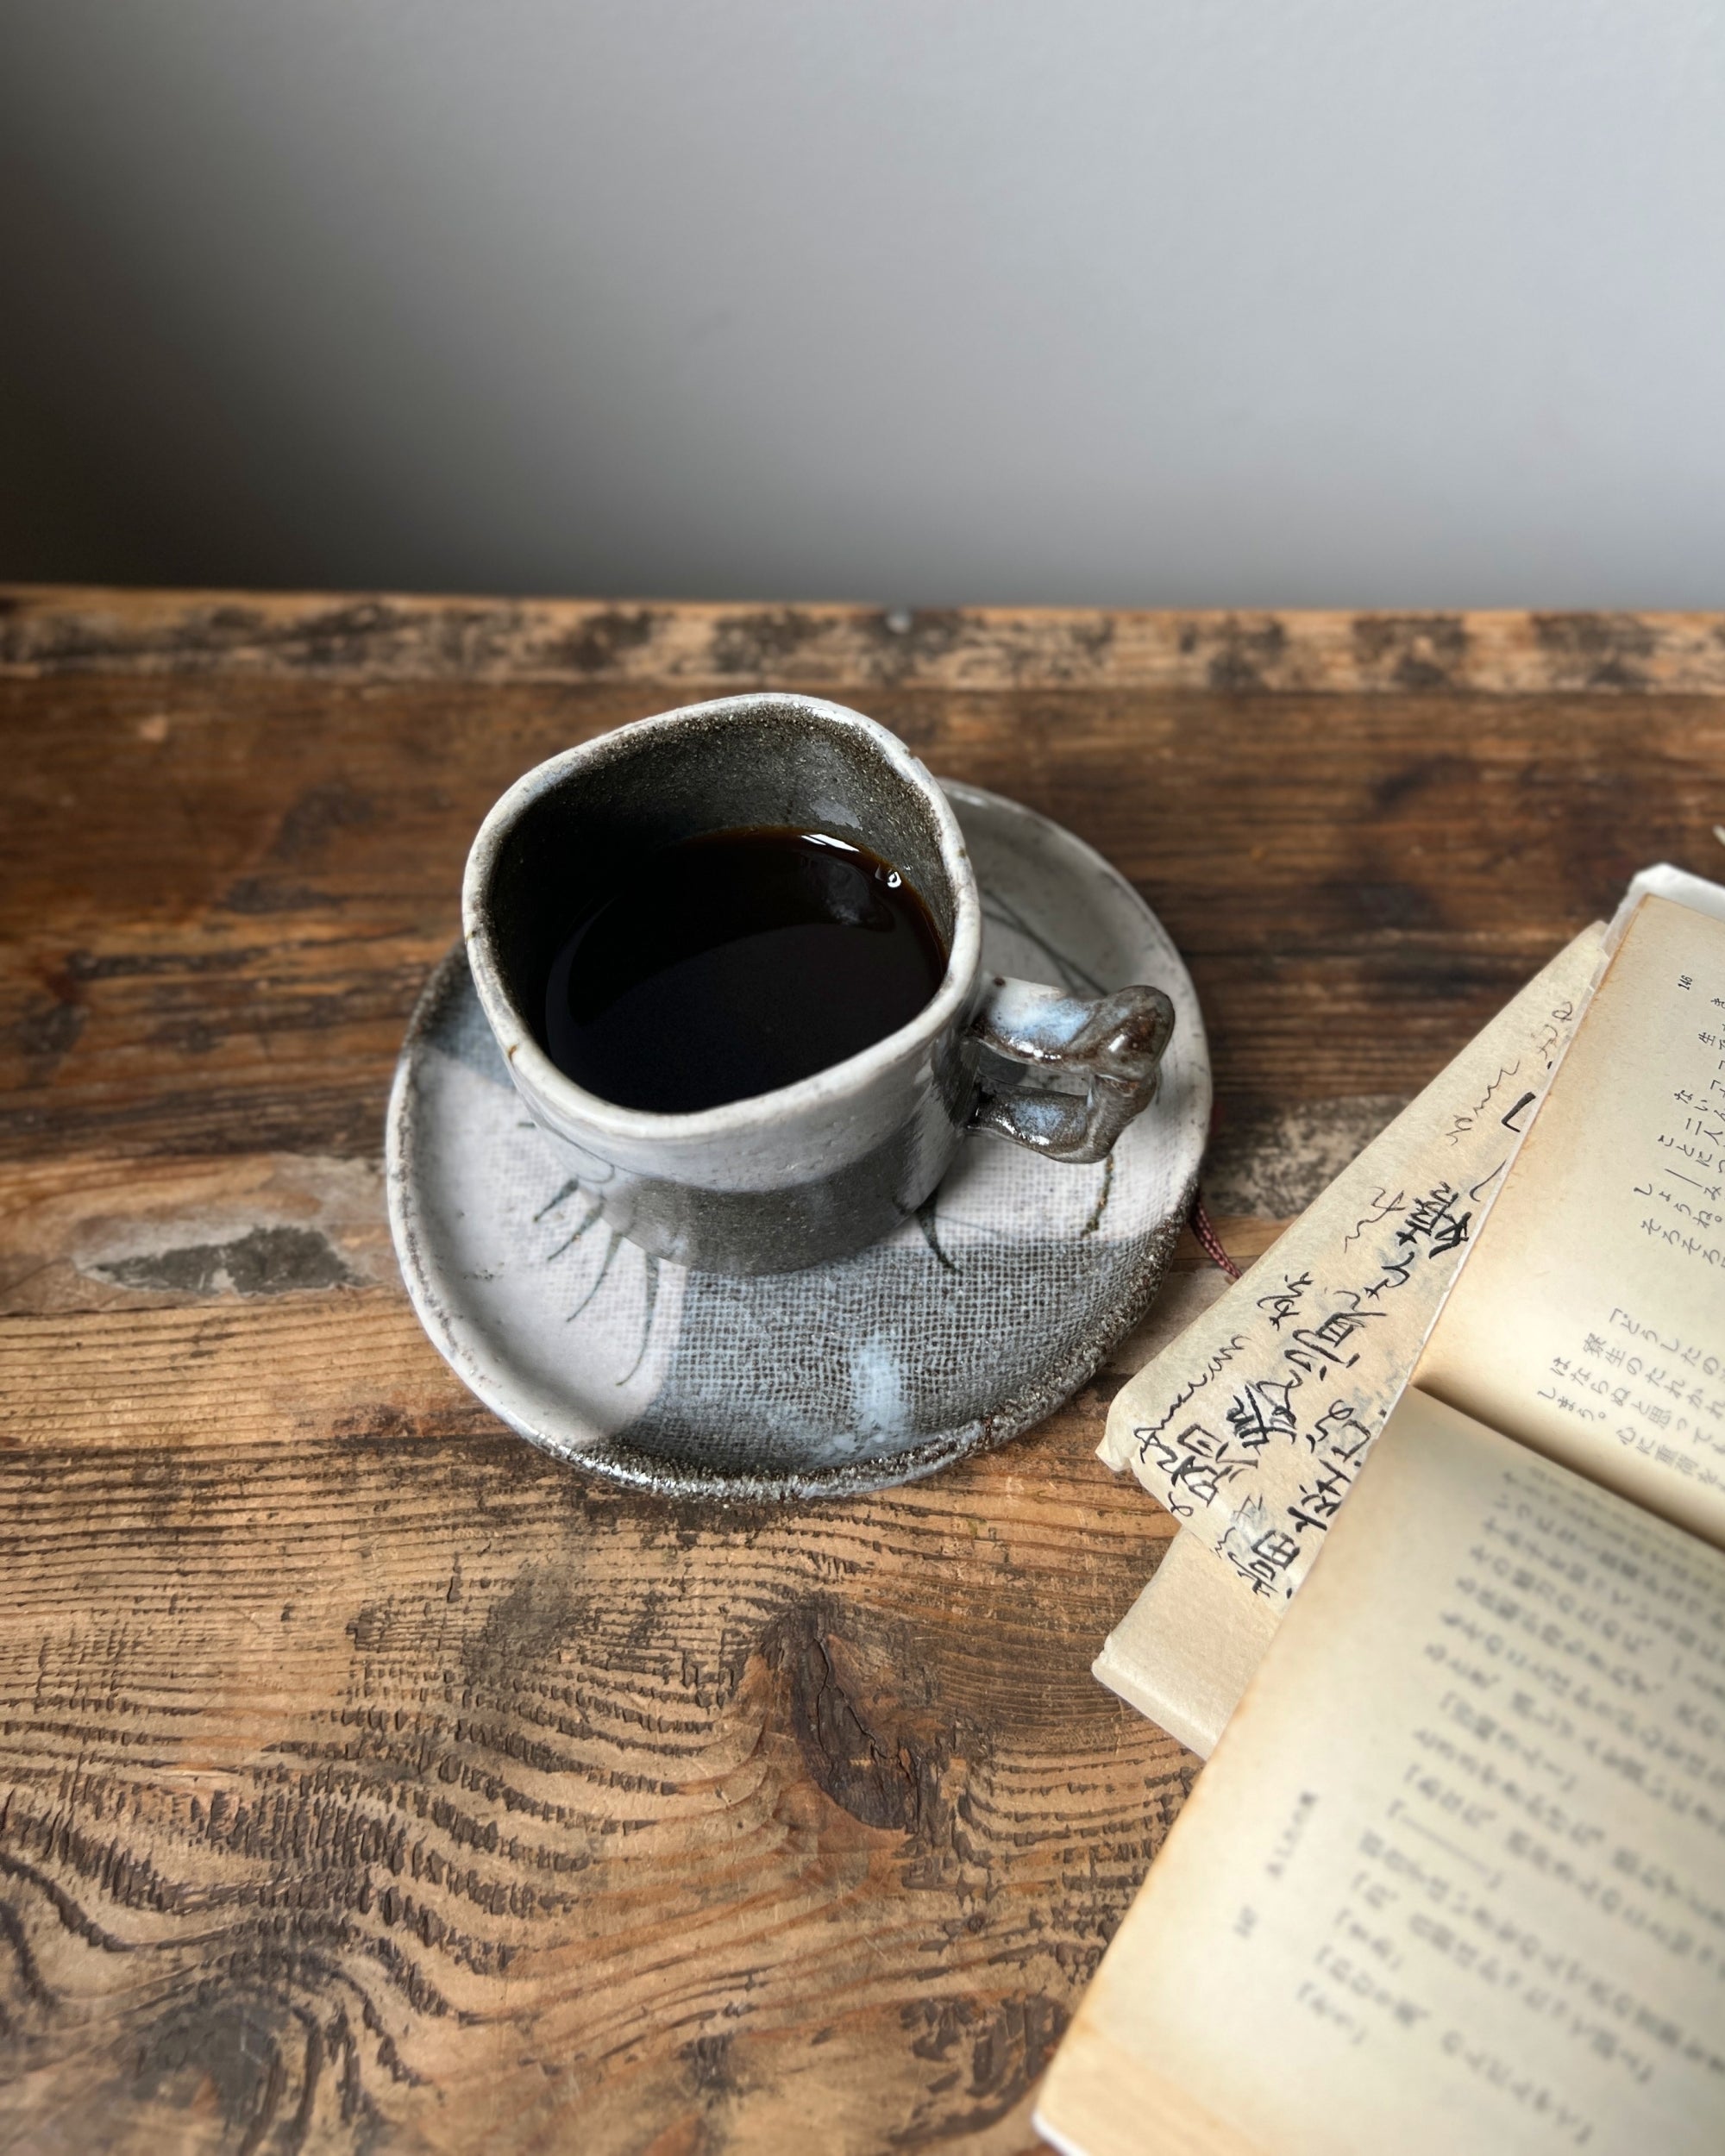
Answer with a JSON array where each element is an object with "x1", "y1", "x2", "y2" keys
[
  {"x1": 1095, "y1": 870, "x2": 1724, "y2": 1754},
  {"x1": 1037, "y1": 881, "x2": 1725, "y2": 2153}
]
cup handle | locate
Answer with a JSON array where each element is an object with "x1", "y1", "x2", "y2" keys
[{"x1": 965, "y1": 978, "x2": 1176, "y2": 1164}]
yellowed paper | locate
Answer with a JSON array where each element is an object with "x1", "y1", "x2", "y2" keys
[
  {"x1": 1418, "y1": 895, "x2": 1725, "y2": 1545},
  {"x1": 1038, "y1": 1391, "x2": 1725, "y2": 2156},
  {"x1": 1092, "y1": 1531, "x2": 1280, "y2": 1758},
  {"x1": 1101, "y1": 927, "x2": 1603, "y2": 1608}
]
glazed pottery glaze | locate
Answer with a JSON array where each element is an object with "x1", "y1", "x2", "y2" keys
[
  {"x1": 390, "y1": 780, "x2": 1211, "y2": 1498},
  {"x1": 461, "y1": 694, "x2": 1175, "y2": 1275}
]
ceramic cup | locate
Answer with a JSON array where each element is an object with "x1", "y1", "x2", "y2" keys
[{"x1": 462, "y1": 693, "x2": 1175, "y2": 1275}]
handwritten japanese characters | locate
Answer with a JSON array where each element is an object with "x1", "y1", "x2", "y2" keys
[{"x1": 1102, "y1": 929, "x2": 1604, "y2": 1608}]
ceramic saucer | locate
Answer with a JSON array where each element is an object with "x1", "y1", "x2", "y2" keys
[{"x1": 386, "y1": 781, "x2": 1210, "y2": 1499}]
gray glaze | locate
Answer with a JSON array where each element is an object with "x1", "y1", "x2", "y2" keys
[
  {"x1": 461, "y1": 694, "x2": 1173, "y2": 1274},
  {"x1": 388, "y1": 781, "x2": 1211, "y2": 1500}
]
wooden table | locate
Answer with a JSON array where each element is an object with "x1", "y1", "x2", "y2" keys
[{"x1": 3, "y1": 591, "x2": 1723, "y2": 2153}]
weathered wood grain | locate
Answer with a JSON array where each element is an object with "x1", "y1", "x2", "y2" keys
[
  {"x1": 3, "y1": 590, "x2": 1725, "y2": 2153},
  {"x1": 6, "y1": 587, "x2": 1725, "y2": 697},
  {"x1": 0, "y1": 1388, "x2": 1190, "y2": 2156},
  {"x1": 6, "y1": 664, "x2": 1722, "y2": 1170}
]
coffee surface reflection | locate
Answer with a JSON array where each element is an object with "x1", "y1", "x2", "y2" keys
[{"x1": 543, "y1": 826, "x2": 947, "y2": 1113}]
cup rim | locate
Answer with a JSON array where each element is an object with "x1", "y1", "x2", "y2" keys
[{"x1": 461, "y1": 693, "x2": 983, "y2": 1145}]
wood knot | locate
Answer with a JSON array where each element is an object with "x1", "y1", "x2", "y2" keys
[{"x1": 762, "y1": 1602, "x2": 940, "y2": 1836}]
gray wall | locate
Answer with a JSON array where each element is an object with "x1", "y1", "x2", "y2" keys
[{"x1": 3, "y1": 3, "x2": 1723, "y2": 606}]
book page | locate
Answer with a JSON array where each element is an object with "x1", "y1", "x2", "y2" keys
[
  {"x1": 1036, "y1": 1390, "x2": 1725, "y2": 2156},
  {"x1": 1417, "y1": 895, "x2": 1725, "y2": 1548},
  {"x1": 1101, "y1": 926, "x2": 1603, "y2": 1610},
  {"x1": 1093, "y1": 1529, "x2": 1281, "y2": 1758}
]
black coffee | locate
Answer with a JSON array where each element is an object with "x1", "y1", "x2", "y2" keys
[{"x1": 543, "y1": 826, "x2": 947, "y2": 1113}]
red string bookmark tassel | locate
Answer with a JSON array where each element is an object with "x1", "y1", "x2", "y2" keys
[{"x1": 1189, "y1": 1193, "x2": 1241, "y2": 1282}]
